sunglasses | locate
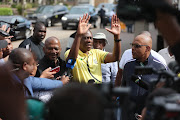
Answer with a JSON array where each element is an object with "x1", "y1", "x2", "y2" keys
[{"x1": 130, "y1": 43, "x2": 148, "y2": 48}]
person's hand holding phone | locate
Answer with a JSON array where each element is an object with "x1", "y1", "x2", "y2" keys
[{"x1": 40, "y1": 67, "x2": 57, "y2": 79}]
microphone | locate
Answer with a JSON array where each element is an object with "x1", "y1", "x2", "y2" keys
[
  {"x1": 131, "y1": 75, "x2": 150, "y2": 90},
  {"x1": 66, "y1": 58, "x2": 76, "y2": 77}
]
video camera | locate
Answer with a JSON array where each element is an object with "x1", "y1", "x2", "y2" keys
[
  {"x1": 0, "y1": 20, "x2": 19, "y2": 38},
  {"x1": 134, "y1": 62, "x2": 180, "y2": 92},
  {"x1": 116, "y1": 0, "x2": 180, "y2": 22},
  {"x1": 93, "y1": 83, "x2": 135, "y2": 120},
  {"x1": 145, "y1": 93, "x2": 180, "y2": 120}
]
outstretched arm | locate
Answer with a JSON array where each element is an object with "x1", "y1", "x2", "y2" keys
[
  {"x1": 66, "y1": 14, "x2": 91, "y2": 61},
  {"x1": 104, "y1": 15, "x2": 121, "y2": 63}
]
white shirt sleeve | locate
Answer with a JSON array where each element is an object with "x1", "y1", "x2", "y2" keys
[
  {"x1": 151, "y1": 49, "x2": 167, "y2": 66},
  {"x1": 119, "y1": 49, "x2": 133, "y2": 69}
]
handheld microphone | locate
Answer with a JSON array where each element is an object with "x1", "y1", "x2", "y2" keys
[
  {"x1": 131, "y1": 75, "x2": 150, "y2": 90},
  {"x1": 66, "y1": 58, "x2": 76, "y2": 77}
]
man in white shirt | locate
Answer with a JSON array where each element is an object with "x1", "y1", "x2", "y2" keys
[{"x1": 158, "y1": 46, "x2": 175, "y2": 65}]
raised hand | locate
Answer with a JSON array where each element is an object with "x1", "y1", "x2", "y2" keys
[
  {"x1": 105, "y1": 15, "x2": 121, "y2": 36},
  {"x1": 77, "y1": 13, "x2": 91, "y2": 35}
]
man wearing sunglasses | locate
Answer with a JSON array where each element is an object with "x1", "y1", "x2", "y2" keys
[
  {"x1": 121, "y1": 33, "x2": 168, "y2": 115},
  {"x1": 115, "y1": 31, "x2": 167, "y2": 86}
]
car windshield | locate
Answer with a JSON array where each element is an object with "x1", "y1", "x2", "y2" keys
[
  {"x1": 35, "y1": 6, "x2": 45, "y2": 13},
  {"x1": 69, "y1": 7, "x2": 89, "y2": 14},
  {"x1": 36, "y1": 6, "x2": 54, "y2": 14}
]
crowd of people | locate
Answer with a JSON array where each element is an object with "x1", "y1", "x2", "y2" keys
[{"x1": 0, "y1": 1, "x2": 180, "y2": 119}]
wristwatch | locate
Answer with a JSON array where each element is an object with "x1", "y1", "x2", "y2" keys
[{"x1": 114, "y1": 39, "x2": 122, "y2": 42}]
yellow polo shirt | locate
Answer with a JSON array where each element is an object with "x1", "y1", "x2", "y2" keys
[{"x1": 64, "y1": 49, "x2": 109, "y2": 83}]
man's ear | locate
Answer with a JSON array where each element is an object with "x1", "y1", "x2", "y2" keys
[{"x1": 23, "y1": 62, "x2": 28, "y2": 71}]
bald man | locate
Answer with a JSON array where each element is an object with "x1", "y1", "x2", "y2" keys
[
  {"x1": 121, "y1": 34, "x2": 167, "y2": 115},
  {"x1": 9, "y1": 48, "x2": 35, "y2": 81},
  {"x1": 9, "y1": 48, "x2": 68, "y2": 97},
  {"x1": 115, "y1": 31, "x2": 166, "y2": 86},
  {"x1": 36, "y1": 36, "x2": 68, "y2": 79}
]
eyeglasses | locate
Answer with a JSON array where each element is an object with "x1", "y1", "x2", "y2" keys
[{"x1": 130, "y1": 43, "x2": 148, "y2": 48}]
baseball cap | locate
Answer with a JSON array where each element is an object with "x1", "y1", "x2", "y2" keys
[
  {"x1": 93, "y1": 33, "x2": 109, "y2": 44},
  {"x1": 0, "y1": 40, "x2": 8, "y2": 49}
]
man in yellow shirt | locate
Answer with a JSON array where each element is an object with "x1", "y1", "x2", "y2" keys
[{"x1": 65, "y1": 14, "x2": 121, "y2": 83}]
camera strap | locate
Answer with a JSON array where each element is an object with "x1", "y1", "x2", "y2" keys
[{"x1": 86, "y1": 56, "x2": 101, "y2": 83}]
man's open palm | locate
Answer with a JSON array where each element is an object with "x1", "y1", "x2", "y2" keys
[
  {"x1": 77, "y1": 13, "x2": 91, "y2": 35},
  {"x1": 106, "y1": 15, "x2": 121, "y2": 36}
]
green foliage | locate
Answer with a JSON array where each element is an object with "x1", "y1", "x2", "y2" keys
[
  {"x1": 11, "y1": 3, "x2": 17, "y2": 8},
  {"x1": 0, "y1": 7, "x2": 13, "y2": 15}
]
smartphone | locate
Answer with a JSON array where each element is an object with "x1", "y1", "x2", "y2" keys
[{"x1": 50, "y1": 66, "x2": 60, "y2": 73}]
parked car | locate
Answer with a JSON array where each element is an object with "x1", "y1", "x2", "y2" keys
[
  {"x1": 0, "y1": 15, "x2": 32, "y2": 41},
  {"x1": 26, "y1": 5, "x2": 69, "y2": 27},
  {"x1": 96, "y1": 3, "x2": 117, "y2": 25},
  {"x1": 61, "y1": 5, "x2": 99, "y2": 30}
]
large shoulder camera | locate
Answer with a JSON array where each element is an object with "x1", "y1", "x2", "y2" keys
[
  {"x1": 134, "y1": 62, "x2": 180, "y2": 92},
  {"x1": 145, "y1": 93, "x2": 180, "y2": 120}
]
